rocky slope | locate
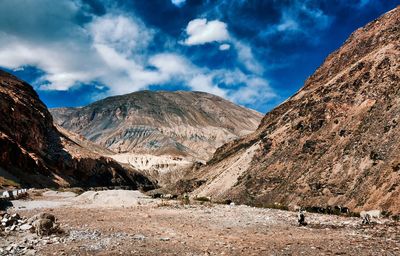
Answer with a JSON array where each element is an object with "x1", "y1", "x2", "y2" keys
[
  {"x1": 186, "y1": 6, "x2": 400, "y2": 213},
  {"x1": 0, "y1": 70, "x2": 155, "y2": 190},
  {"x1": 50, "y1": 91, "x2": 262, "y2": 184}
]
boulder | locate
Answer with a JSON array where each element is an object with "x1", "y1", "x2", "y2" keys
[{"x1": 20, "y1": 224, "x2": 33, "y2": 231}]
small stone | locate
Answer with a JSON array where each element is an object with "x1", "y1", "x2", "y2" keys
[
  {"x1": 133, "y1": 234, "x2": 146, "y2": 240},
  {"x1": 11, "y1": 213, "x2": 20, "y2": 219},
  {"x1": 160, "y1": 237, "x2": 170, "y2": 241},
  {"x1": 6, "y1": 244, "x2": 15, "y2": 251},
  {"x1": 20, "y1": 224, "x2": 33, "y2": 231},
  {"x1": 51, "y1": 237, "x2": 60, "y2": 243},
  {"x1": 42, "y1": 240, "x2": 51, "y2": 245}
]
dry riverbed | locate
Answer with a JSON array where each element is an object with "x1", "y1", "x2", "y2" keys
[{"x1": 1, "y1": 190, "x2": 399, "y2": 255}]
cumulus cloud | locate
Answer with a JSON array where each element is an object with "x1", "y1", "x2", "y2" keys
[
  {"x1": 189, "y1": 75, "x2": 227, "y2": 98},
  {"x1": 211, "y1": 69, "x2": 276, "y2": 107},
  {"x1": 88, "y1": 15, "x2": 153, "y2": 56},
  {"x1": 183, "y1": 19, "x2": 230, "y2": 45},
  {"x1": 229, "y1": 77, "x2": 276, "y2": 106},
  {"x1": 0, "y1": 1, "x2": 231, "y2": 97},
  {"x1": 149, "y1": 53, "x2": 190, "y2": 76},
  {"x1": 183, "y1": 18, "x2": 263, "y2": 74},
  {"x1": 0, "y1": 0, "x2": 278, "y2": 112},
  {"x1": 0, "y1": 2, "x2": 179, "y2": 94},
  {"x1": 219, "y1": 44, "x2": 230, "y2": 51}
]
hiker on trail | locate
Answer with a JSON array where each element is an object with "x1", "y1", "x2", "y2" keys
[
  {"x1": 298, "y1": 209, "x2": 307, "y2": 226},
  {"x1": 362, "y1": 213, "x2": 371, "y2": 225}
]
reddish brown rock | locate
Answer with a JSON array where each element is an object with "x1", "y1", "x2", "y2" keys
[{"x1": 0, "y1": 70, "x2": 155, "y2": 190}]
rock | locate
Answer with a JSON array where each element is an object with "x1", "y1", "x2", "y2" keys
[
  {"x1": 160, "y1": 237, "x2": 170, "y2": 241},
  {"x1": 20, "y1": 224, "x2": 33, "y2": 231},
  {"x1": 28, "y1": 212, "x2": 56, "y2": 224},
  {"x1": 133, "y1": 234, "x2": 146, "y2": 240},
  {"x1": 41, "y1": 239, "x2": 51, "y2": 245},
  {"x1": 51, "y1": 237, "x2": 60, "y2": 243},
  {"x1": 11, "y1": 213, "x2": 20, "y2": 219},
  {"x1": 18, "y1": 219, "x2": 26, "y2": 224},
  {"x1": 6, "y1": 244, "x2": 15, "y2": 251}
]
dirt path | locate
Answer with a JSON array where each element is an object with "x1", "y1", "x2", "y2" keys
[{"x1": 2, "y1": 191, "x2": 400, "y2": 255}]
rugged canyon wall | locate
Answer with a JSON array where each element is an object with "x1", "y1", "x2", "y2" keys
[
  {"x1": 0, "y1": 70, "x2": 155, "y2": 190},
  {"x1": 186, "y1": 6, "x2": 400, "y2": 213}
]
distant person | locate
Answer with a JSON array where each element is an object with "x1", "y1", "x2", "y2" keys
[
  {"x1": 362, "y1": 213, "x2": 371, "y2": 225},
  {"x1": 298, "y1": 209, "x2": 307, "y2": 226}
]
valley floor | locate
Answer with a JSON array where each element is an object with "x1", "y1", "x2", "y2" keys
[{"x1": 1, "y1": 190, "x2": 399, "y2": 255}]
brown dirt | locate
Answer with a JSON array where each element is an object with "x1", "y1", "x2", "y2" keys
[{"x1": 4, "y1": 193, "x2": 399, "y2": 255}]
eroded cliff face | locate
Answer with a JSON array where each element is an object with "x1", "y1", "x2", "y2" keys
[
  {"x1": 0, "y1": 70, "x2": 155, "y2": 190},
  {"x1": 188, "y1": 7, "x2": 400, "y2": 213}
]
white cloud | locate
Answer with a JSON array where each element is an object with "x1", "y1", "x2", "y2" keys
[
  {"x1": 0, "y1": 34, "x2": 102, "y2": 90},
  {"x1": 0, "y1": 1, "x2": 277, "y2": 111},
  {"x1": 277, "y1": 15, "x2": 299, "y2": 32},
  {"x1": 211, "y1": 69, "x2": 276, "y2": 107},
  {"x1": 229, "y1": 77, "x2": 276, "y2": 105},
  {"x1": 182, "y1": 19, "x2": 263, "y2": 74},
  {"x1": 219, "y1": 43, "x2": 230, "y2": 51},
  {"x1": 149, "y1": 53, "x2": 190, "y2": 76},
  {"x1": 88, "y1": 15, "x2": 153, "y2": 57},
  {"x1": 171, "y1": 0, "x2": 186, "y2": 7},
  {"x1": 183, "y1": 19, "x2": 230, "y2": 45},
  {"x1": 188, "y1": 74, "x2": 227, "y2": 98},
  {"x1": 0, "y1": 11, "x2": 162, "y2": 93},
  {"x1": 232, "y1": 40, "x2": 263, "y2": 75}
]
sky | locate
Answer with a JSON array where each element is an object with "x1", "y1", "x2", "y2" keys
[{"x1": 0, "y1": 0, "x2": 399, "y2": 113}]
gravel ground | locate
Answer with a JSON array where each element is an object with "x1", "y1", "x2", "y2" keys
[{"x1": 1, "y1": 191, "x2": 399, "y2": 255}]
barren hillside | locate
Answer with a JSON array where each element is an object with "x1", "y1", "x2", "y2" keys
[
  {"x1": 186, "y1": 6, "x2": 400, "y2": 213},
  {"x1": 50, "y1": 91, "x2": 262, "y2": 184}
]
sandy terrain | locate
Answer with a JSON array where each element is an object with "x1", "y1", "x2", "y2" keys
[{"x1": 1, "y1": 190, "x2": 399, "y2": 255}]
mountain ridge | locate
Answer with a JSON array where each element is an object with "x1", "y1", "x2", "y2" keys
[
  {"x1": 183, "y1": 6, "x2": 400, "y2": 213},
  {"x1": 50, "y1": 90, "x2": 263, "y2": 184}
]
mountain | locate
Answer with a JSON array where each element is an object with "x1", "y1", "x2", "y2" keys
[
  {"x1": 50, "y1": 91, "x2": 262, "y2": 183},
  {"x1": 184, "y1": 7, "x2": 400, "y2": 213},
  {"x1": 0, "y1": 70, "x2": 155, "y2": 190}
]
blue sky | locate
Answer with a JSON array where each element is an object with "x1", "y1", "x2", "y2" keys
[{"x1": 0, "y1": 0, "x2": 398, "y2": 113}]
